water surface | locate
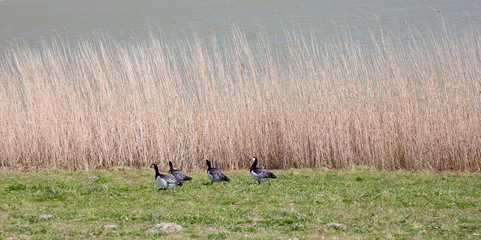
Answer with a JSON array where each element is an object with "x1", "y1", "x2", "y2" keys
[{"x1": 0, "y1": 0, "x2": 480, "y2": 52}]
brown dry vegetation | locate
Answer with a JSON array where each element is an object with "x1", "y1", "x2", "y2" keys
[{"x1": 0, "y1": 27, "x2": 480, "y2": 171}]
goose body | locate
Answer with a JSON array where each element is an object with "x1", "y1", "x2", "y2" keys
[
  {"x1": 205, "y1": 160, "x2": 230, "y2": 184},
  {"x1": 250, "y1": 157, "x2": 277, "y2": 185},
  {"x1": 150, "y1": 164, "x2": 182, "y2": 190},
  {"x1": 167, "y1": 161, "x2": 192, "y2": 182}
]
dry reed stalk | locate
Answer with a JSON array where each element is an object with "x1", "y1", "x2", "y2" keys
[{"x1": 0, "y1": 27, "x2": 480, "y2": 171}]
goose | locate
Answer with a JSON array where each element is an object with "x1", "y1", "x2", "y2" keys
[
  {"x1": 205, "y1": 160, "x2": 230, "y2": 184},
  {"x1": 150, "y1": 164, "x2": 182, "y2": 190},
  {"x1": 167, "y1": 161, "x2": 193, "y2": 182},
  {"x1": 249, "y1": 157, "x2": 277, "y2": 185}
]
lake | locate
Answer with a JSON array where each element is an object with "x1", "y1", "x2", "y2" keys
[{"x1": 1, "y1": 0, "x2": 480, "y2": 53}]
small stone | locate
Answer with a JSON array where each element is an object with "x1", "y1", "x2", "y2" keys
[
  {"x1": 89, "y1": 175, "x2": 100, "y2": 179},
  {"x1": 146, "y1": 223, "x2": 182, "y2": 233},
  {"x1": 326, "y1": 223, "x2": 346, "y2": 228},
  {"x1": 19, "y1": 224, "x2": 30, "y2": 227},
  {"x1": 103, "y1": 225, "x2": 119, "y2": 229},
  {"x1": 38, "y1": 214, "x2": 55, "y2": 219}
]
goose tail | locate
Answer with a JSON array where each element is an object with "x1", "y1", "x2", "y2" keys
[{"x1": 223, "y1": 175, "x2": 230, "y2": 182}]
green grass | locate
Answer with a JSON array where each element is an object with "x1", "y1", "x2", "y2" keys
[{"x1": 0, "y1": 167, "x2": 480, "y2": 239}]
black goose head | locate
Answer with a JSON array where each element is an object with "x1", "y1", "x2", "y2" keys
[
  {"x1": 205, "y1": 160, "x2": 212, "y2": 170},
  {"x1": 167, "y1": 161, "x2": 173, "y2": 170},
  {"x1": 250, "y1": 157, "x2": 258, "y2": 169},
  {"x1": 150, "y1": 164, "x2": 160, "y2": 176}
]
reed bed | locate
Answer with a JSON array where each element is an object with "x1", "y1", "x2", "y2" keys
[{"x1": 0, "y1": 27, "x2": 480, "y2": 171}]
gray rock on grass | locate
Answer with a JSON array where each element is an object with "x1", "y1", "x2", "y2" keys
[
  {"x1": 146, "y1": 223, "x2": 182, "y2": 233},
  {"x1": 326, "y1": 222, "x2": 346, "y2": 228},
  {"x1": 103, "y1": 225, "x2": 119, "y2": 229}
]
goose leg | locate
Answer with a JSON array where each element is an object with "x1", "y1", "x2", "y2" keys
[
  {"x1": 258, "y1": 181, "x2": 260, "y2": 185},
  {"x1": 268, "y1": 179, "x2": 271, "y2": 185}
]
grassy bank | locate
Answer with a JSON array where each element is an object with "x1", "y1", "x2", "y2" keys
[
  {"x1": 1, "y1": 167, "x2": 480, "y2": 239},
  {"x1": 1, "y1": 26, "x2": 480, "y2": 171}
]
